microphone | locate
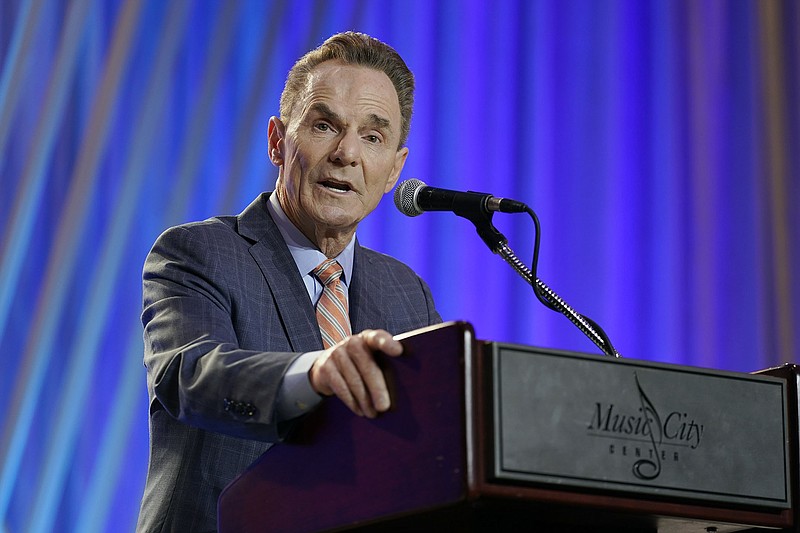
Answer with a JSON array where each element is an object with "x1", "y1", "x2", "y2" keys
[{"x1": 393, "y1": 179, "x2": 527, "y2": 217}]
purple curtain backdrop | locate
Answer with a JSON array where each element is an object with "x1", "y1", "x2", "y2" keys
[{"x1": 0, "y1": 1, "x2": 798, "y2": 531}]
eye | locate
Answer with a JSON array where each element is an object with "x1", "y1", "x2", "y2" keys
[
  {"x1": 314, "y1": 122, "x2": 331, "y2": 132},
  {"x1": 364, "y1": 134, "x2": 381, "y2": 144}
]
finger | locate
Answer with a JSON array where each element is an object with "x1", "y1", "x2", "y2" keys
[
  {"x1": 312, "y1": 351, "x2": 365, "y2": 417},
  {"x1": 333, "y1": 341, "x2": 378, "y2": 418},
  {"x1": 350, "y1": 334, "x2": 393, "y2": 413},
  {"x1": 323, "y1": 340, "x2": 378, "y2": 418},
  {"x1": 360, "y1": 329, "x2": 403, "y2": 357}
]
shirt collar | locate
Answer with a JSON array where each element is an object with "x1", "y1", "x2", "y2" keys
[{"x1": 267, "y1": 191, "x2": 355, "y2": 285}]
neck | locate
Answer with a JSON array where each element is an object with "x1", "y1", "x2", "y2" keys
[
  {"x1": 313, "y1": 231, "x2": 353, "y2": 258},
  {"x1": 275, "y1": 187, "x2": 355, "y2": 258}
]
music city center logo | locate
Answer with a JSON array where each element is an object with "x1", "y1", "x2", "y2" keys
[{"x1": 586, "y1": 373, "x2": 704, "y2": 480}]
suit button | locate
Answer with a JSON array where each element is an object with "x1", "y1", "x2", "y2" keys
[{"x1": 223, "y1": 397, "x2": 257, "y2": 418}]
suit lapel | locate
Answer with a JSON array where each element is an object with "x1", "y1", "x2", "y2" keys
[{"x1": 236, "y1": 193, "x2": 323, "y2": 352}]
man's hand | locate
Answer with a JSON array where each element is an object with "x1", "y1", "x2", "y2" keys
[{"x1": 309, "y1": 329, "x2": 403, "y2": 418}]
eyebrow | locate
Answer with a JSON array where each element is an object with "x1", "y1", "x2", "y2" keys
[
  {"x1": 365, "y1": 113, "x2": 392, "y2": 133},
  {"x1": 309, "y1": 103, "x2": 394, "y2": 134},
  {"x1": 309, "y1": 102, "x2": 342, "y2": 124}
]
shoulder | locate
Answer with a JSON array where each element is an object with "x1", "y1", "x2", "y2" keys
[
  {"x1": 150, "y1": 193, "x2": 278, "y2": 254},
  {"x1": 144, "y1": 217, "x2": 260, "y2": 287},
  {"x1": 355, "y1": 245, "x2": 433, "y2": 296},
  {"x1": 353, "y1": 244, "x2": 442, "y2": 328},
  {"x1": 357, "y1": 246, "x2": 419, "y2": 277},
  {"x1": 148, "y1": 215, "x2": 258, "y2": 263},
  {"x1": 154, "y1": 216, "x2": 236, "y2": 247}
]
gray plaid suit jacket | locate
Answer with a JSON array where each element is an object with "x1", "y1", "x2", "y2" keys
[{"x1": 136, "y1": 193, "x2": 441, "y2": 532}]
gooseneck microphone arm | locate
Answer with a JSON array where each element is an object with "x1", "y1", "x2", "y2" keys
[
  {"x1": 393, "y1": 179, "x2": 621, "y2": 358},
  {"x1": 470, "y1": 206, "x2": 620, "y2": 358},
  {"x1": 495, "y1": 235, "x2": 621, "y2": 358}
]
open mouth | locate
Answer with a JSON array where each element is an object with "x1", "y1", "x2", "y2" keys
[{"x1": 319, "y1": 179, "x2": 352, "y2": 193}]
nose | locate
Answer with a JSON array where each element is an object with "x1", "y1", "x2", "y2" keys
[{"x1": 330, "y1": 130, "x2": 359, "y2": 167}]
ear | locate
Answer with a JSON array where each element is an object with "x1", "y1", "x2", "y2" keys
[
  {"x1": 267, "y1": 116, "x2": 286, "y2": 166},
  {"x1": 384, "y1": 146, "x2": 409, "y2": 193}
]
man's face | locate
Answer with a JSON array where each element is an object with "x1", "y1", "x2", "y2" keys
[{"x1": 270, "y1": 61, "x2": 408, "y2": 245}]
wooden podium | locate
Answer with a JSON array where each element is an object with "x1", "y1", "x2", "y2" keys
[{"x1": 218, "y1": 322, "x2": 798, "y2": 532}]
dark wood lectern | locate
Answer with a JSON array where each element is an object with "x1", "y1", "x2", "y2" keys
[{"x1": 218, "y1": 322, "x2": 798, "y2": 532}]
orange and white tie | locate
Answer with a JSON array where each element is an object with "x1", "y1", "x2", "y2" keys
[{"x1": 312, "y1": 259, "x2": 352, "y2": 348}]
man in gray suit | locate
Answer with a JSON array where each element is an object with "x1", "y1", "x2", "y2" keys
[{"x1": 136, "y1": 32, "x2": 441, "y2": 532}]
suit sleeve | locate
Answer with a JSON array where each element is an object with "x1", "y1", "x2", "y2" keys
[{"x1": 142, "y1": 224, "x2": 296, "y2": 443}]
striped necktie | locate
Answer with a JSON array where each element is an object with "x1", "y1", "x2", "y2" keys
[{"x1": 312, "y1": 259, "x2": 352, "y2": 348}]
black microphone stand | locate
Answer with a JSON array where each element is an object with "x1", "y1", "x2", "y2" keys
[{"x1": 454, "y1": 195, "x2": 621, "y2": 358}]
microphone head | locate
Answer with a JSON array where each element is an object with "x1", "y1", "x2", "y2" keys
[{"x1": 393, "y1": 178, "x2": 426, "y2": 217}]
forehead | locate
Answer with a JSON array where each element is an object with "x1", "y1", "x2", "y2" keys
[{"x1": 297, "y1": 61, "x2": 401, "y2": 125}]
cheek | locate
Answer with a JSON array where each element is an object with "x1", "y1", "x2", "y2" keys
[
  {"x1": 363, "y1": 180, "x2": 392, "y2": 210},
  {"x1": 368, "y1": 161, "x2": 400, "y2": 197},
  {"x1": 291, "y1": 144, "x2": 329, "y2": 185},
  {"x1": 284, "y1": 154, "x2": 309, "y2": 190}
]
